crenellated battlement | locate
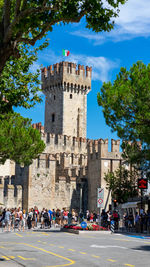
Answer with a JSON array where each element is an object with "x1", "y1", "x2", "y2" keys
[
  {"x1": 32, "y1": 122, "x2": 44, "y2": 133},
  {"x1": 42, "y1": 132, "x2": 87, "y2": 154},
  {"x1": 111, "y1": 139, "x2": 120, "y2": 152},
  {"x1": 41, "y1": 61, "x2": 92, "y2": 93},
  {"x1": 87, "y1": 138, "x2": 121, "y2": 159},
  {"x1": 0, "y1": 176, "x2": 22, "y2": 208}
]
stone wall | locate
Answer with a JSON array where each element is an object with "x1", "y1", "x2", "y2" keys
[
  {"x1": 42, "y1": 62, "x2": 91, "y2": 138},
  {"x1": 14, "y1": 149, "x2": 87, "y2": 211},
  {"x1": 0, "y1": 160, "x2": 15, "y2": 177},
  {"x1": 0, "y1": 176, "x2": 22, "y2": 208},
  {"x1": 87, "y1": 139, "x2": 122, "y2": 212},
  {"x1": 42, "y1": 133, "x2": 87, "y2": 155}
]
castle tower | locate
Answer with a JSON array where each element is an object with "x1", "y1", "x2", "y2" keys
[{"x1": 41, "y1": 62, "x2": 92, "y2": 138}]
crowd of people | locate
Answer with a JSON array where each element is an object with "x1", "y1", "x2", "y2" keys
[
  {"x1": 123, "y1": 210, "x2": 150, "y2": 233},
  {"x1": 0, "y1": 207, "x2": 79, "y2": 232},
  {"x1": 0, "y1": 206, "x2": 150, "y2": 233},
  {"x1": 0, "y1": 207, "x2": 117, "y2": 232}
]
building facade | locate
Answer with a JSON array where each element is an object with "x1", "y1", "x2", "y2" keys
[{"x1": 0, "y1": 62, "x2": 122, "y2": 212}]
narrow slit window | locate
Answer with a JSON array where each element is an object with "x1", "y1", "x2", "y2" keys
[
  {"x1": 52, "y1": 113, "x2": 55, "y2": 122},
  {"x1": 70, "y1": 94, "x2": 72, "y2": 99}
]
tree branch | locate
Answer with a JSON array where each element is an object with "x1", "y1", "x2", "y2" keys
[
  {"x1": 15, "y1": 0, "x2": 21, "y2": 17},
  {"x1": 17, "y1": 8, "x2": 86, "y2": 46},
  {"x1": 18, "y1": 23, "x2": 53, "y2": 46},
  {"x1": 3, "y1": 4, "x2": 57, "y2": 43},
  {"x1": 4, "y1": 0, "x2": 11, "y2": 33}
]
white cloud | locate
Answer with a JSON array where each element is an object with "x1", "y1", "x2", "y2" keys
[
  {"x1": 71, "y1": 0, "x2": 150, "y2": 44},
  {"x1": 71, "y1": 30, "x2": 105, "y2": 45},
  {"x1": 38, "y1": 49, "x2": 118, "y2": 82},
  {"x1": 69, "y1": 53, "x2": 119, "y2": 82}
]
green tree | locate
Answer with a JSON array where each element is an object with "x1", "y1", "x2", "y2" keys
[
  {"x1": 104, "y1": 166, "x2": 138, "y2": 204},
  {"x1": 0, "y1": 42, "x2": 48, "y2": 165},
  {"x1": 0, "y1": 113, "x2": 45, "y2": 165},
  {"x1": 0, "y1": 41, "x2": 48, "y2": 113},
  {"x1": 0, "y1": 0, "x2": 126, "y2": 74},
  {"x1": 97, "y1": 61, "x2": 150, "y2": 174}
]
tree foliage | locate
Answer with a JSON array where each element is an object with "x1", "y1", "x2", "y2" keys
[
  {"x1": 104, "y1": 166, "x2": 138, "y2": 203},
  {"x1": 97, "y1": 61, "x2": 150, "y2": 169},
  {"x1": 0, "y1": 41, "x2": 48, "y2": 113},
  {"x1": 0, "y1": 113, "x2": 45, "y2": 165},
  {"x1": 0, "y1": 0, "x2": 126, "y2": 73},
  {"x1": 0, "y1": 42, "x2": 48, "y2": 165},
  {"x1": 98, "y1": 61, "x2": 150, "y2": 144}
]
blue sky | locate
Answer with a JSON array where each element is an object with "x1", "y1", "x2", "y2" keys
[{"x1": 16, "y1": 0, "x2": 150, "y2": 148}]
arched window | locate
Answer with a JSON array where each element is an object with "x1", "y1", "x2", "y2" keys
[{"x1": 70, "y1": 94, "x2": 72, "y2": 99}]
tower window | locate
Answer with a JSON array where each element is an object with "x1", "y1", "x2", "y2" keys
[
  {"x1": 54, "y1": 95, "x2": 56, "y2": 100},
  {"x1": 52, "y1": 113, "x2": 55, "y2": 122},
  {"x1": 70, "y1": 94, "x2": 72, "y2": 99}
]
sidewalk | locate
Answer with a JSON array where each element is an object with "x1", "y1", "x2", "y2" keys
[{"x1": 117, "y1": 228, "x2": 150, "y2": 239}]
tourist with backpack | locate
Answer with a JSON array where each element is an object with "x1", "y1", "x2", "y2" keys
[{"x1": 43, "y1": 209, "x2": 50, "y2": 228}]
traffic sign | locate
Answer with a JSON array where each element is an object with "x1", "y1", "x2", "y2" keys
[
  {"x1": 110, "y1": 220, "x2": 115, "y2": 233},
  {"x1": 81, "y1": 221, "x2": 87, "y2": 229},
  {"x1": 138, "y1": 178, "x2": 148, "y2": 189},
  {"x1": 97, "y1": 188, "x2": 104, "y2": 197},
  {"x1": 97, "y1": 188, "x2": 104, "y2": 208}
]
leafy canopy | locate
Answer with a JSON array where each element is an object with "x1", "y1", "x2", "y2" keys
[
  {"x1": 98, "y1": 61, "x2": 150, "y2": 144},
  {"x1": 0, "y1": 42, "x2": 48, "y2": 165},
  {"x1": 0, "y1": 0, "x2": 126, "y2": 73},
  {"x1": 104, "y1": 166, "x2": 138, "y2": 203},
  {"x1": 98, "y1": 61, "x2": 150, "y2": 166},
  {"x1": 0, "y1": 113, "x2": 45, "y2": 165},
  {"x1": 0, "y1": 41, "x2": 48, "y2": 113}
]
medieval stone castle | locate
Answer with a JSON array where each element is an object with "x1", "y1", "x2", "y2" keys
[{"x1": 0, "y1": 62, "x2": 122, "y2": 212}]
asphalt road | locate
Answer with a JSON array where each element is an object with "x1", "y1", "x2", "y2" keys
[{"x1": 0, "y1": 228, "x2": 150, "y2": 267}]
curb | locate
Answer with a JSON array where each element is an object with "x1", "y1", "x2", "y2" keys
[{"x1": 61, "y1": 228, "x2": 111, "y2": 235}]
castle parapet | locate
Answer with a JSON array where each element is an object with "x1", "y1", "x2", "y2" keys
[
  {"x1": 32, "y1": 122, "x2": 44, "y2": 133},
  {"x1": 43, "y1": 133, "x2": 87, "y2": 154},
  {"x1": 111, "y1": 139, "x2": 120, "y2": 152},
  {"x1": 42, "y1": 61, "x2": 92, "y2": 93},
  {"x1": 0, "y1": 181, "x2": 22, "y2": 208},
  {"x1": 88, "y1": 139, "x2": 122, "y2": 159}
]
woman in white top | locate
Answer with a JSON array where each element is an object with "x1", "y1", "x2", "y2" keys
[{"x1": 22, "y1": 210, "x2": 27, "y2": 231}]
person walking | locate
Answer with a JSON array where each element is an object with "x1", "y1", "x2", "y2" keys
[
  {"x1": 22, "y1": 210, "x2": 27, "y2": 231},
  {"x1": 43, "y1": 209, "x2": 50, "y2": 228},
  {"x1": 135, "y1": 212, "x2": 140, "y2": 233},
  {"x1": 52, "y1": 209, "x2": 56, "y2": 227},
  {"x1": 63, "y1": 209, "x2": 68, "y2": 225},
  {"x1": 40, "y1": 208, "x2": 45, "y2": 229},
  {"x1": 0, "y1": 208, "x2": 6, "y2": 229},
  {"x1": 4, "y1": 208, "x2": 11, "y2": 232},
  {"x1": 18, "y1": 209, "x2": 23, "y2": 231},
  {"x1": 11, "y1": 208, "x2": 15, "y2": 231},
  {"x1": 27, "y1": 209, "x2": 33, "y2": 229}
]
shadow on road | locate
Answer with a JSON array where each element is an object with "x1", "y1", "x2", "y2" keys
[
  {"x1": 33, "y1": 229, "x2": 61, "y2": 233},
  {"x1": 131, "y1": 245, "x2": 150, "y2": 251}
]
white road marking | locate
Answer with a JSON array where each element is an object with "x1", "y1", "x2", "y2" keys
[
  {"x1": 91, "y1": 245, "x2": 128, "y2": 249},
  {"x1": 90, "y1": 244, "x2": 142, "y2": 253}
]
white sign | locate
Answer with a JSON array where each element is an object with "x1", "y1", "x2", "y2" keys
[{"x1": 97, "y1": 188, "x2": 104, "y2": 208}]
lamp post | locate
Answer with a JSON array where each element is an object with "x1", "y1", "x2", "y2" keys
[{"x1": 79, "y1": 185, "x2": 83, "y2": 213}]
